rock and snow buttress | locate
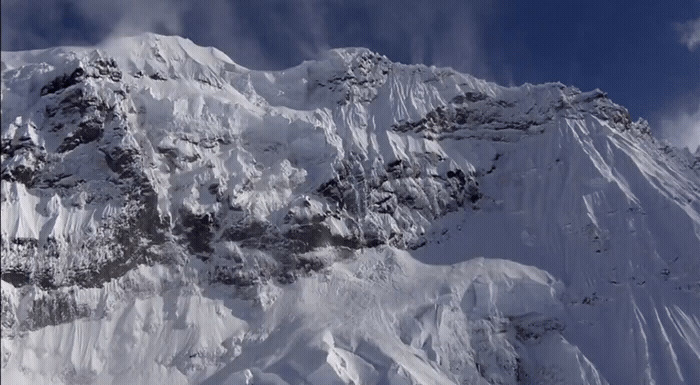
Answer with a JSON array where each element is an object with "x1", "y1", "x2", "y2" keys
[{"x1": 1, "y1": 33, "x2": 699, "y2": 384}]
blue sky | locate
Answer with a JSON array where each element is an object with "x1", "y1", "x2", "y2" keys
[{"x1": 2, "y1": 0, "x2": 699, "y2": 149}]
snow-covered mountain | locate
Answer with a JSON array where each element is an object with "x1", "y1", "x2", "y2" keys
[{"x1": 1, "y1": 33, "x2": 699, "y2": 384}]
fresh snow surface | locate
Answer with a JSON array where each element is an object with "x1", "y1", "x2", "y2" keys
[
  {"x1": 3, "y1": 250, "x2": 601, "y2": 385},
  {"x1": 1, "y1": 33, "x2": 699, "y2": 384}
]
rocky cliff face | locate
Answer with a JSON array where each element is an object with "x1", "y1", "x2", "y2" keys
[{"x1": 2, "y1": 34, "x2": 699, "y2": 384}]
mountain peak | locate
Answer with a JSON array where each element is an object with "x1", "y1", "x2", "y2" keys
[
  {"x1": 322, "y1": 46, "x2": 386, "y2": 63},
  {"x1": 2, "y1": 34, "x2": 699, "y2": 385},
  {"x1": 100, "y1": 32, "x2": 235, "y2": 64}
]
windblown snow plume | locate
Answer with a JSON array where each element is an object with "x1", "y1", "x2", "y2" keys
[{"x1": 2, "y1": 34, "x2": 699, "y2": 384}]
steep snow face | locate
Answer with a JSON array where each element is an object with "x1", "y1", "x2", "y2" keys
[
  {"x1": 0, "y1": 250, "x2": 605, "y2": 385},
  {"x1": 2, "y1": 34, "x2": 699, "y2": 384}
]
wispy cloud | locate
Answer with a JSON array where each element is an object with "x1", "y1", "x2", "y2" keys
[
  {"x1": 179, "y1": 0, "x2": 501, "y2": 79},
  {"x1": 319, "y1": 0, "x2": 501, "y2": 80},
  {"x1": 1, "y1": 0, "x2": 77, "y2": 50},
  {"x1": 660, "y1": 16, "x2": 700, "y2": 151},
  {"x1": 79, "y1": 0, "x2": 187, "y2": 39},
  {"x1": 660, "y1": 101, "x2": 700, "y2": 152},
  {"x1": 676, "y1": 17, "x2": 700, "y2": 51},
  {"x1": 1, "y1": 0, "x2": 502, "y2": 80},
  {"x1": 1, "y1": 0, "x2": 186, "y2": 50},
  {"x1": 182, "y1": 0, "x2": 333, "y2": 70}
]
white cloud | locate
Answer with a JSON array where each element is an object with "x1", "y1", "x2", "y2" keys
[
  {"x1": 660, "y1": 102, "x2": 700, "y2": 152},
  {"x1": 1, "y1": 0, "x2": 502, "y2": 79},
  {"x1": 1, "y1": 0, "x2": 187, "y2": 50},
  {"x1": 676, "y1": 17, "x2": 700, "y2": 51},
  {"x1": 342, "y1": 0, "x2": 496, "y2": 79},
  {"x1": 70, "y1": 0, "x2": 186, "y2": 38},
  {"x1": 665, "y1": 17, "x2": 700, "y2": 152}
]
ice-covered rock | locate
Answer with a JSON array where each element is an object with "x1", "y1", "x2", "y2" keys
[{"x1": 1, "y1": 33, "x2": 699, "y2": 384}]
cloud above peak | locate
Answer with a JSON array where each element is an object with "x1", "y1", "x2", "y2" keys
[
  {"x1": 659, "y1": 101, "x2": 700, "y2": 152},
  {"x1": 1, "y1": 0, "x2": 501, "y2": 80},
  {"x1": 0, "y1": 0, "x2": 187, "y2": 52},
  {"x1": 677, "y1": 17, "x2": 700, "y2": 51}
]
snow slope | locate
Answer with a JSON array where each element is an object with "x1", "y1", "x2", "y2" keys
[
  {"x1": 2, "y1": 250, "x2": 603, "y2": 385},
  {"x1": 1, "y1": 33, "x2": 699, "y2": 384}
]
